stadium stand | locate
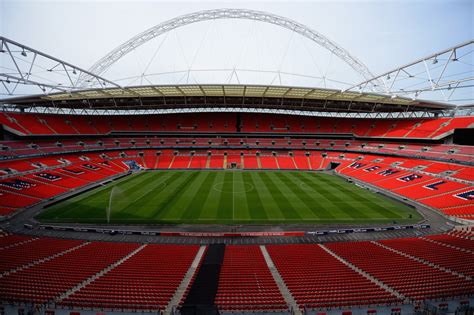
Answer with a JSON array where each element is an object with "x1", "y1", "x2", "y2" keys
[
  {"x1": 59, "y1": 244, "x2": 200, "y2": 311},
  {"x1": 0, "y1": 108, "x2": 473, "y2": 313},
  {"x1": 326, "y1": 241, "x2": 474, "y2": 301},
  {"x1": 215, "y1": 245, "x2": 287, "y2": 311},
  {"x1": 266, "y1": 244, "x2": 402, "y2": 309},
  {"x1": 0, "y1": 238, "x2": 86, "y2": 274},
  {"x1": 2, "y1": 140, "x2": 473, "y2": 219},
  {"x1": 337, "y1": 155, "x2": 474, "y2": 219},
  {"x1": 1, "y1": 113, "x2": 473, "y2": 139},
  {"x1": 0, "y1": 232, "x2": 471, "y2": 313},
  {"x1": 0, "y1": 241, "x2": 139, "y2": 304},
  {"x1": 378, "y1": 238, "x2": 474, "y2": 277},
  {"x1": 3, "y1": 136, "x2": 474, "y2": 164}
]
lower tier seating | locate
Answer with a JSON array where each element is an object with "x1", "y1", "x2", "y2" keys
[
  {"x1": 0, "y1": 242, "x2": 140, "y2": 304},
  {"x1": 266, "y1": 244, "x2": 401, "y2": 309},
  {"x1": 0, "y1": 234, "x2": 33, "y2": 249},
  {"x1": 425, "y1": 232, "x2": 474, "y2": 252},
  {"x1": 336, "y1": 154, "x2": 474, "y2": 220},
  {"x1": 0, "y1": 238, "x2": 85, "y2": 274},
  {"x1": 379, "y1": 238, "x2": 474, "y2": 277},
  {"x1": 0, "y1": 233, "x2": 472, "y2": 312},
  {"x1": 215, "y1": 245, "x2": 287, "y2": 311},
  {"x1": 59, "y1": 244, "x2": 200, "y2": 311},
  {"x1": 325, "y1": 241, "x2": 474, "y2": 301}
]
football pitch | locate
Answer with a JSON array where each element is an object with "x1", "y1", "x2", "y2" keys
[{"x1": 37, "y1": 170, "x2": 422, "y2": 224}]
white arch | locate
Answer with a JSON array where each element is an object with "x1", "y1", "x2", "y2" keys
[{"x1": 82, "y1": 9, "x2": 379, "y2": 87}]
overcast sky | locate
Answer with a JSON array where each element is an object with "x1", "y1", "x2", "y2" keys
[{"x1": 1, "y1": 0, "x2": 473, "y2": 91}]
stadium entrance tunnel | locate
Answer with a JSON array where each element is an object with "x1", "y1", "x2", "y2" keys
[
  {"x1": 452, "y1": 128, "x2": 474, "y2": 145},
  {"x1": 326, "y1": 162, "x2": 341, "y2": 170}
]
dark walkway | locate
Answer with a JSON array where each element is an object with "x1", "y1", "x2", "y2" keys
[{"x1": 180, "y1": 244, "x2": 226, "y2": 315}]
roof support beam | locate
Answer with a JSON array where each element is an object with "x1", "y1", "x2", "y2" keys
[{"x1": 0, "y1": 36, "x2": 122, "y2": 99}]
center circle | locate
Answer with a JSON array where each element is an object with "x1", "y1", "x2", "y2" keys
[
  {"x1": 299, "y1": 182, "x2": 313, "y2": 191},
  {"x1": 213, "y1": 181, "x2": 254, "y2": 193}
]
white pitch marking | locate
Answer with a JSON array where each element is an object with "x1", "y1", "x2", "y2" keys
[{"x1": 232, "y1": 171, "x2": 235, "y2": 221}]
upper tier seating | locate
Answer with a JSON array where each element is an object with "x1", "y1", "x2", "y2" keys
[
  {"x1": 0, "y1": 112, "x2": 235, "y2": 135},
  {"x1": 1, "y1": 112, "x2": 472, "y2": 140}
]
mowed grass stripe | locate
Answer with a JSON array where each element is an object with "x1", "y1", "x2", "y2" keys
[
  {"x1": 242, "y1": 172, "x2": 268, "y2": 220},
  {"x1": 233, "y1": 172, "x2": 252, "y2": 220},
  {"x1": 266, "y1": 172, "x2": 316, "y2": 219},
  {"x1": 307, "y1": 173, "x2": 382, "y2": 216},
  {"x1": 299, "y1": 172, "x2": 370, "y2": 219},
  {"x1": 287, "y1": 172, "x2": 343, "y2": 219},
  {"x1": 280, "y1": 172, "x2": 335, "y2": 220},
  {"x1": 161, "y1": 171, "x2": 210, "y2": 220},
  {"x1": 249, "y1": 172, "x2": 285, "y2": 220},
  {"x1": 122, "y1": 170, "x2": 187, "y2": 219},
  {"x1": 153, "y1": 171, "x2": 200, "y2": 220},
  {"x1": 200, "y1": 172, "x2": 226, "y2": 219},
  {"x1": 216, "y1": 172, "x2": 234, "y2": 220},
  {"x1": 258, "y1": 172, "x2": 302, "y2": 220},
  {"x1": 38, "y1": 170, "x2": 420, "y2": 224},
  {"x1": 40, "y1": 172, "x2": 154, "y2": 220},
  {"x1": 312, "y1": 173, "x2": 405, "y2": 219},
  {"x1": 180, "y1": 171, "x2": 216, "y2": 220},
  {"x1": 117, "y1": 171, "x2": 177, "y2": 216}
]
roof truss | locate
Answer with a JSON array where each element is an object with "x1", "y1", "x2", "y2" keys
[
  {"x1": 0, "y1": 36, "x2": 122, "y2": 99},
  {"x1": 347, "y1": 40, "x2": 474, "y2": 106}
]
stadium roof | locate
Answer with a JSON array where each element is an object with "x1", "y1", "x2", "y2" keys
[
  {"x1": 2, "y1": 84, "x2": 456, "y2": 113},
  {"x1": 1, "y1": 10, "x2": 472, "y2": 114}
]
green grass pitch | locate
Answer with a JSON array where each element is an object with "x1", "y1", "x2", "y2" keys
[{"x1": 37, "y1": 170, "x2": 422, "y2": 224}]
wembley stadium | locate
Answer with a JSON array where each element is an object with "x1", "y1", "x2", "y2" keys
[{"x1": 0, "y1": 2, "x2": 473, "y2": 315}]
